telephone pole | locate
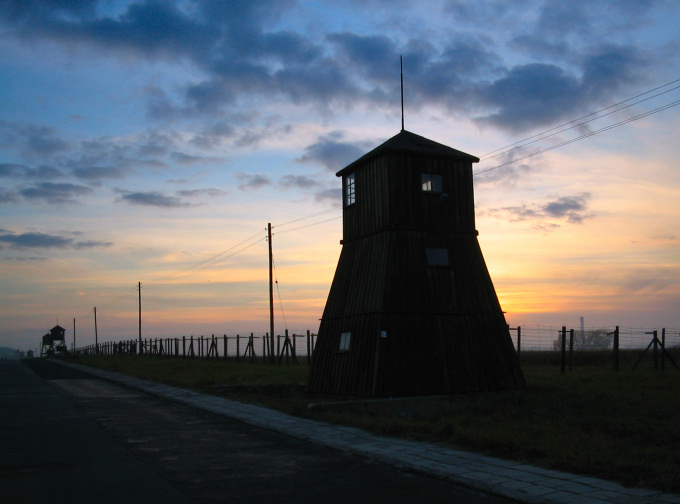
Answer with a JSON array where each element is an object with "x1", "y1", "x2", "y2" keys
[
  {"x1": 268, "y1": 223, "x2": 275, "y2": 364},
  {"x1": 138, "y1": 281, "x2": 142, "y2": 350},
  {"x1": 93, "y1": 307, "x2": 99, "y2": 354}
]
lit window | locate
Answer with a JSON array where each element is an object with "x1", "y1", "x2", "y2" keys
[
  {"x1": 426, "y1": 248, "x2": 449, "y2": 266},
  {"x1": 421, "y1": 173, "x2": 443, "y2": 192},
  {"x1": 345, "y1": 173, "x2": 355, "y2": 206},
  {"x1": 339, "y1": 332, "x2": 351, "y2": 352}
]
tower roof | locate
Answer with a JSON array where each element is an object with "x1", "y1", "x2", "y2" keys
[{"x1": 337, "y1": 129, "x2": 479, "y2": 177}]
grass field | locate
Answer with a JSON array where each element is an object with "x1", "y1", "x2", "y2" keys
[{"x1": 69, "y1": 350, "x2": 680, "y2": 492}]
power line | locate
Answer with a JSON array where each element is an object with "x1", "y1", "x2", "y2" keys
[
  {"x1": 480, "y1": 84, "x2": 680, "y2": 163},
  {"x1": 479, "y1": 77, "x2": 680, "y2": 161},
  {"x1": 144, "y1": 229, "x2": 266, "y2": 287},
  {"x1": 474, "y1": 97, "x2": 680, "y2": 177},
  {"x1": 144, "y1": 205, "x2": 344, "y2": 287},
  {"x1": 71, "y1": 284, "x2": 139, "y2": 321},
  {"x1": 146, "y1": 232, "x2": 266, "y2": 287},
  {"x1": 272, "y1": 206, "x2": 342, "y2": 230},
  {"x1": 73, "y1": 205, "x2": 344, "y2": 322},
  {"x1": 274, "y1": 215, "x2": 342, "y2": 235}
]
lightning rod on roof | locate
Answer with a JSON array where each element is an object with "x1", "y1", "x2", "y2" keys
[{"x1": 400, "y1": 55, "x2": 405, "y2": 131}]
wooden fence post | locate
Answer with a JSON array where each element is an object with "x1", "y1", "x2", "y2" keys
[
  {"x1": 653, "y1": 330, "x2": 659, "y2": 370},
  {"x1": 560, "y1": 326, "x2": 567, "y2": 374},
  {"x1": 569, "y1": 328, "x2": 574, "y2": 371},
  {"x1": 517, "y1": 326, "x2": 521, "y2": 359},
  {"x1": 661, "y1": 328, "x2": 666, "y2": 371},
  {"x1": 249, "y1": 333, "x2": 255, "y2": 363},
  {"x1": 612, "y1": 326, "x2": 619, "y2": 371}
]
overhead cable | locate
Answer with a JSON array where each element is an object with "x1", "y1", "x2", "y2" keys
[{"x1": 475, "y1": 98, "x2": 680, "y2": 177}]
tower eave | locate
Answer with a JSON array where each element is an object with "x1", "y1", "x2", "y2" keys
[{"x1": 336, "y1": 129, "x2": 479, "y2": 177}]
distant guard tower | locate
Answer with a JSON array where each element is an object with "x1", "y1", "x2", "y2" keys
[
  {"x1": 41, "y1": 325, "x2": 67, "y2": 356},
  {"x1": 308, "y1": 130, "x2": 525, "y2": 397}
]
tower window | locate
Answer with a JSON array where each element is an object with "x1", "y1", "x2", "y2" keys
[
  {"x1": 339, "y1": 332, "x2": 351, "y2": 352},
  {"x1": 421, "y1": 173, "x2": 443, "y2": 193},
  {"x1": 344, "y1": 173, "x2": 356, "y2": 206},
  {"x1": 426, "y1": 248, "x2": 449, "y2": 266}
]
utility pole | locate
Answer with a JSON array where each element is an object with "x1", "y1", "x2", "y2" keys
[
  {"x1": 94, "y1": 306, "x2": 99, "y2": 354},
  {"x1": 268, "y1": 223, "x2": 275, "y2": 364},
  {"x1": 138, "y1": 281, "x2": 142, "y2": 350},
  {"x1": 73, "y1": 318, "x2": 76, "y2": 352}
]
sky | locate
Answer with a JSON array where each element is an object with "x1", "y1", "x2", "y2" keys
[{"x1": 1, "y1": 0, "x2": 679, "y2": 352}]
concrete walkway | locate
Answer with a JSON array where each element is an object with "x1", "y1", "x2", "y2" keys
[{"x1": 56, "y1": 360, "x2": 680, "y2": 504}]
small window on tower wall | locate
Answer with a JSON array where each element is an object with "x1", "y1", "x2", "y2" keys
[
  {"x1": 421, "y1": 173, "x2": 443, "y2": 193},
  {"x1": 345, "y1": 173, "x2": 356, "y2": 206},
  {"x1": 426, "y1": 248, "x2": 449, "y2": 266},
  {"x1": 339, "y1": 332, "x2": 351, "y2": 352}
]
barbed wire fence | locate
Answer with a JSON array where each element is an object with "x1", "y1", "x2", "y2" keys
[{"x1": 507, "y1": 325, "x2": 680, "y2": 352}]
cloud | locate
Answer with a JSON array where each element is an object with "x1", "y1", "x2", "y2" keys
[
  {"x1": 620, "y1": 267, "x2": 680, "y2": 293},
  {"x1": 0, "y1": 1, "x2": 656, "y2": 135},
  {"x1": 236, "y1": 173, "x2": 272, "y2": 191},
  {"x1": 1, "y1": 122, "x2": 185, "y2": 185},
  {"x1": 475, "y1": 42, "x2": 642, "y2": 132},
  {"x1": 487, "y1": 192, "x2": 593, "y2": 229},
  {"x1": 74, "y1": 239, "x2": 114, "y2": 249},
  {"x1": 535, "y1": 0, "x2": 591, "y2": 38},
  {"x1": 278, "y1": 175, "x2": 320, "y2": 190},
  {"x1": 72, "y1": 166, "x2": 128, "y2": 182},
  {"x1": 0, "y1": 163, "x2": 65, "y2": 180},
  {"x1": 171, "y1": 152, "x2": 203, "y2": 166},
  {"x1": 0, "y1": 121, "x2": 70, "y2": 159},
  {"x1": 3, "y1": 255, "x2": 49, "y2": 262},
  {"x1": 0, "y1": 163, "x2": 24, "y2": 177},
  {"x1": 176, "y1": 188, "x2": 227, "y2": 198},
  {"x1": 0, "y1": 188, "x2": 20, "y2": 204},
  {"x1": 543, "y1": 193, "x2": 592, "y2": 223},
  {"x1": 328, "y1": 32, "x2": 395, "y2": 81},
  {"x1": 1, "y1": 0, "x2": 216, "y2": 58},
  {"x1": 115, "y1": 189, "x2": 189, "y2": 208},
  {"x1": 297, "y1": 134, "x2": 365, "y2": 171},
  {"x1": 0, "y1": 230, "x2": 112, "y2": 250},
  {"x1": 475, "y1": 161, "x2": 533, "y2": 188},
  {"x1": 190, "y1": 121, "x2": 238, "y2": 149},
  {"x1": 314, "y1": 188, "x2": 342, "y2": 204},
  {"x1": 475, "y1": 63, "x2": 581, "y2": 131},
  {"x1": 19, "y1": 182, "x2": 93, "y2": 204},
  {"x1": 25, "y1": 165, "x2": 66, "y2": 179}
]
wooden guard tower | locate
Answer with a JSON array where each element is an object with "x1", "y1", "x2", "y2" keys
[
  {"x1": 41, "y1": 325, "x2": 67, "y2": 356},
  {"x1": 308, "y1": 130, "x2": 525, "y2": 397}
]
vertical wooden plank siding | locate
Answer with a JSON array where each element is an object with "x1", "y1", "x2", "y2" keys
[{"x1": 308, "y1": 130, "x2": 525, "y2": 397}]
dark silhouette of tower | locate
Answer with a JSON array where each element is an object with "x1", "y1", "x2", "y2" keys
[{"x1": 308, "y1": 130, "x2": 525, "y2": 397}]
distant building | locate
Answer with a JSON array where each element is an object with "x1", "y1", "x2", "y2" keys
[
  {"x1": 41, "y1": 325, "x2": 67, "y2": 356},
  {"x1": 308, "y1": 130, "x2": 525, "y2": 397}
]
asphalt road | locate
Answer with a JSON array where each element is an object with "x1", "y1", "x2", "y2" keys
[{"x1": 1, "y1": 359, "x2": 515, "y2": 503}]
